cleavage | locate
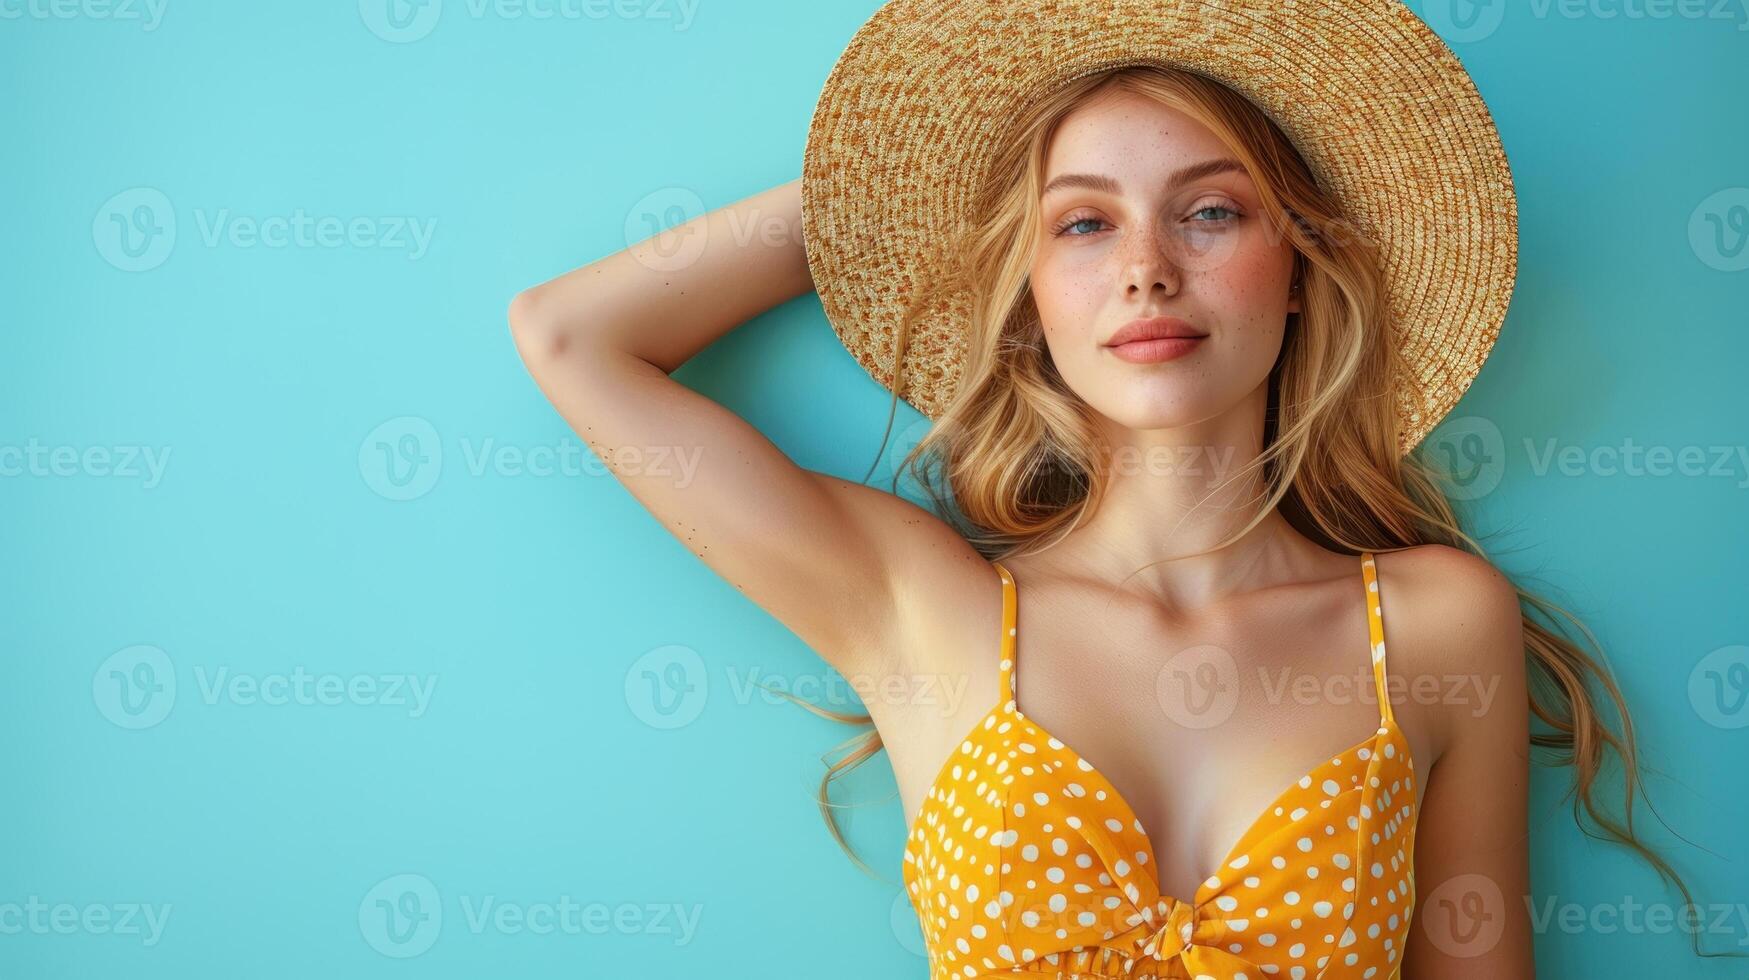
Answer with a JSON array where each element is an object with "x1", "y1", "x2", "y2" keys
[{"x1": 1011, "y1": 648, "x2": 1385, "y2": 902}]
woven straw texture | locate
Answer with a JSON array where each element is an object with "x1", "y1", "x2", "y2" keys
[{"x1": 801, "y1": 0, "x2": 1518, "y2": 457}]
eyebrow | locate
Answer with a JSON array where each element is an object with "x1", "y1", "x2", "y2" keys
[{"x1": 1041, "y1": 158, "x2": 1248, "y2": 199}]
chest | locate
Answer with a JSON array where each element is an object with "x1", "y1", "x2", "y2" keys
[{"x1": 882, "y1": 576, "x2": 1404, "y2": 903}]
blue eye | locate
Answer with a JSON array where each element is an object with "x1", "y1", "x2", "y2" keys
[
  {"x1": 1053, "y1": 216, "x2": 1106, "y2": 237},
  {"x1": 1051, "y1": 204, "x2": 1241, "y2": 238}
]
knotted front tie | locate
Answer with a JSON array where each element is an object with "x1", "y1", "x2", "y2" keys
[{"x1": 1109, "y1": 896, "x2": 1262, "y2": 979}]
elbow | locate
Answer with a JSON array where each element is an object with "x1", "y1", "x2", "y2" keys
[
  {"x1": 507, "y1": 287, "x2": 538, "y2": 332},
  {"x1": 507, "y1": 287, "x2": 542, "y2": 341},
  {"x1": 508, "y1": 288, "x2": 566, "y2": 364}
]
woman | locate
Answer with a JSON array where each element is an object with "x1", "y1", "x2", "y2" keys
[{"x1": 507, "y1": 3, "x2": 1696, "y2": 976}]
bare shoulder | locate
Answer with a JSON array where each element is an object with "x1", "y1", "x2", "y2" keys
[
  {"x1": 1372, "y1": 544, "x2": 1527, "y2": 756},
  {"x1": 1374, "y1": 544, "x2": 1523, "y2": 670},
  {"x1": 1383, "y1": 544, "x2": 1537, "y2": 975}
]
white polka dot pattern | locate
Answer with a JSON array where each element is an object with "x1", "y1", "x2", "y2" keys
[{"x1": 901, "y1": 552, "x2": 1418, "y2": 979}]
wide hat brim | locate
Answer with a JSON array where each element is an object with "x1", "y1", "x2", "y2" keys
[{"x1": 801, "y1": 0, "x2": 1518, "y2": 457}]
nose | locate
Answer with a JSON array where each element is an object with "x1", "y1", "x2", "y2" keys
[{"x1": 1121, "y1": 220, "x2": 1181, "y2": 298}]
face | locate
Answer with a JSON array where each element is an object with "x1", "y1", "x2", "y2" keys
[{"x1": 1029, "y1": 87, "x2": 1301, "y2": 438}]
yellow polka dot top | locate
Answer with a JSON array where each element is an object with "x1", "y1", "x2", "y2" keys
[{"x1": 901, "y1": 552, "x2": 1418, "y2": 979}]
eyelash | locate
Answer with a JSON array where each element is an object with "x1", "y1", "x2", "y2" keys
[{"x1": 1049, "y1": 203, "x2": 1243, "y2": 238}]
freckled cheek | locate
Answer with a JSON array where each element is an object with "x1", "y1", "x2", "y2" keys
[
  {"x1": 1196, "y1": 251, "x2": 1290, "y2": 320},
  {"x1": 1179, "y1": 255, "x2": 1287, "y2": 359},
  {"x1": 1032, "y1": 253, "x2": 1106, "y2": 340}
]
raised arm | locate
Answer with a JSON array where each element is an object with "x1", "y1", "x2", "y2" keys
[{"x1": 507, "y1": 178, "x2": 954, "y2": 679}]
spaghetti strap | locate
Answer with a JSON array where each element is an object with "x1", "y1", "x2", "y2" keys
[
  {"x1": 1359, "y1": 551, "x2": 1394, "y2": 728},
  {"x1": 992, "y1": 561, "x2": 1018, "y2": 709}
]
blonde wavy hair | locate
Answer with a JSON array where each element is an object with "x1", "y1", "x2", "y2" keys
[{"x1": 774, "y1": 63, "x2": 1713, "y2": 953}]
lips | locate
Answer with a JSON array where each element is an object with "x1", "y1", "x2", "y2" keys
[
  {"x1": 1104, "y1": 315, "x2": 1206, "y2": 347},
  {"x1": 1105, "y1": 335, "x2": 1204, "y2": 364}
]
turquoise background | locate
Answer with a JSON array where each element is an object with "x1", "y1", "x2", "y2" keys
[{"x1": 2, "y1": 0, "x2": 1745, "y2": 975}]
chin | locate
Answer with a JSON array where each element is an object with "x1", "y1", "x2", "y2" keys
[
  {"x1": 1069, "y1": 373, "x2": 1207, "y2": 425},
  {"x1": 1083, "y1": 396, "x2": 1220, "y2": 435}
]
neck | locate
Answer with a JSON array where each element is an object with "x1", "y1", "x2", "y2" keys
[{"x1": 1027, "y1": 398, "x2": 1313, "y2": 608}]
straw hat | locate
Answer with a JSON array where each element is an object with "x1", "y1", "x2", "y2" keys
[{"x1": 799, "y1": 0, "x2": 1518, "y2": 457}]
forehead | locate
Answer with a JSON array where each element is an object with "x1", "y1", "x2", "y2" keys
[{"x1": 1043, "y1": 88, "x2": 1230, "y2": 179}]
